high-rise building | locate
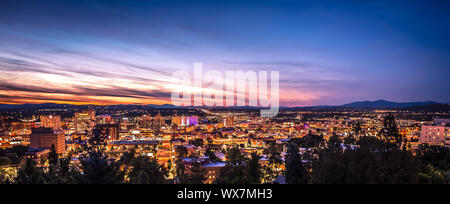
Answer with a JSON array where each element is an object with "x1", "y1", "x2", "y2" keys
[
  {"x1": 223, "y1": 115, "x2": 235, "y2": 127},
  {"x1": 96, "y1": 124, "x2": 120, "y2": 141},
  {"x1": 171, "y1": 115, "x2": 182, "y2": 127},
  {"x1": 74, "y1": 110, "x2": 96, "y2": 134},
  {"x1": 172, "y1": 115, "x2": 198, "y2": 127},
  {"x1": 186, "y1": 116, "x2": 198, "y2": 126},
  {"x1": 153, "y1": 112, "x2": 165, "y2": 129},
  {"x1": 30, "y1": 128, "x2": 65, "y2": 154},
  {"x1": 420, "y1": 119, "x2": 450, "y2": 147},
  {"x1": 120, "y1": 117, "x2": 136, "y2": 131},
  {"x1": 139, "y1": 115, "x2": 152, "y2": 129},
  {"x1": 96, "y1": 115, "x2": 112, "y2": 125},
  {"x1": 40, "y1": 115, "x2": 61, "y2": 130}
]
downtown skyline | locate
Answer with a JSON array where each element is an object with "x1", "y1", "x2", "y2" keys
[{"x1": 1, "y1": 0, "x2": 450, "y2": 107}]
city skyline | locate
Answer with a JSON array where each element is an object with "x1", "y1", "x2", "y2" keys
[{"x1": 1, "y1": 0, "x2": 450, "y2": 106}]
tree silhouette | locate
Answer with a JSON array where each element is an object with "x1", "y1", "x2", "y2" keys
[
  {"x1": 180, "y1": 154, "x2": 206, "y2": 184},
  {"x1": 15, "y1": 158, "x2": 46, "y2": 184},
  {"x1": 48, "y1": 144, "x2": 58, "y2": 166},
  {"x1": 128, "y1": 156, "x2": 168, "y2": 184},
  {"x1": 205, "y1": 148, "x2": 220, "y2": 162},
  {"x1": 0, "y1": 167, "x2": 16, "y2": 184},
  {"x1": 311, "y1": 134, "x2": 346, "y2": 184},
  {"x1": 285, "y1": 142, "x2": 308, "y2": 184},
  {"x1": 379, "y1": 114, "x2": 402, "y2": 147},
  {"x1": 246, "y1": 152, "x2": 262, "y2": 184},
  {"x1": 76, "y1": 127, "x2": 123, "y2": 184},
  {"x1": 0, "y1": 157, "x2": 12, "y2": 166},
  {"x1": 44, "y1": 146, "x2": 79, "y2": 184},
  {"x1": 175, "y1": 156, "x2": 186, "y2": 184},
  {"x1": 175, "y1": 146, "x2": 188, "y2": 158},
  {"x1": 264, "y1": 142, "x2": 283, "y2": 175},
  {"x1": 214, "y1": 147, "x2": 248, "y2": 184}
]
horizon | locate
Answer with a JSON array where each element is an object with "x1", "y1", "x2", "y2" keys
[
  {"x1": 1, "y1": 0, "x2": 450, "y2": 106},
  {"x1": 0, "y1": 99, "x2": 447, "y2": 108}
]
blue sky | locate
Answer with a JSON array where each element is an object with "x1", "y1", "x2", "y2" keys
[{"x1": 0, "y1": 0, "x2": 449, "y2": 106}]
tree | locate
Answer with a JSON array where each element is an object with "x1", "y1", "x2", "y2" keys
[
  {"x1": 44, "y1": 146, "x2": 79, "y2": 184},
  {"x1": 299, "y1": 133, "x2": 325, "y2": 148},
  {"x1": 76, "y1": 127, "x2": 124, "y2": 184},
  {"x1": 214, "y1": 147, "x2": 248, "y2": 184},
  {"x1": 285, "y1": 143, "x2": 308, "y2": 184},
  {"x1": 175, "y1": 146, "x2": 188, "y2": 157},
  {"x1": 10, "y1": 145, "x2": 29, "y2": 158},
  {"x1": 0, "y1": 167, "x2": 17, "y2": 184},
  {"x1": 336, "y1": 136, "x2": 420, "y2": 184},
  {"x1": 205, "y1": 147, "x2": 220, "y2": 162},
  {"x1": 246, "y1": 152, "x2": 262, "y2": 184},
  {"x1": 344, "y1": 134, "x2": 356, "y2": 146},
  {"x1": 379, "y1": 114, "x2": 402, "y2": 147},
  {"x1": 310, "y1": 134, "x2": 347, "y2": 184},
  {"x1": 415, "y1": 144, "x2": 449, "y2": 184},
  {"x1": 119, "y1": 148, "x2": 137, "y2": 167},
  {"x1": 416, "y1": 144, "x2": 449, "y2": 171},
  {"x1": 189, "y1": 139, "x2": 204, "y2": 148},
  {"x1": 181, "y1": 155, "x2": 206, "y2": 184},
  {"x1": 48, "y1": 144, "x2": 58, "y2": 166},
  {"x1": 353, "y1": 121, "x2": 362, "y2": 136},
  {"x1": 128, "y1": 156, "x2": 168, "y2": 184},
  {"x1": 15, "y1": 158, "x2": 46, "y2": 184},
  {"x1": 175, "y1": 156, "x2": 186, "y2": 184},
  {"x1": 0, "y1": 156, "x2": 12, "y2": 166},
  {"x1": 76, "y1": 152, "x2": 124, "y2": 184},
  {"x1": 417, "y1": 165, "x2": 448, "y2": 184},
  {"x1": 264, "y1": 142, "x2": 282, "y2": 169},
  {"x1": 4, "y1": 153, "x2": 18, "y2": 164}
]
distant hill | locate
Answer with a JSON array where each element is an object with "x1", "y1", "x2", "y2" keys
[
  {"x1": 0, "y1": 103, "x2": 80, "y2": 110},
  {"x1": 0, "y1": 100, "x2": 447, "y2": 111},
  {"x1": 0, "y1": 104, "x2": 15, "y2": 109},
  {"x1": 403, "y1": 103, "x2": 450, "y2": 112},
  {"x1": 340, "y1": 100, "x2": 437, "y2": 108},
  {"x1": 147, "y1": 104, "x2": 177, "y2": 108}
]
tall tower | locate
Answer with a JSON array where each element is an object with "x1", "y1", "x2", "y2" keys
[{"x1": 40, "y1": 115, "x2": 61, "y2": 130}]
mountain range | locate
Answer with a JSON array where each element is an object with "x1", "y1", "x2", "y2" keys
[
  {"x1": 339, "y1": 100, "x2": 437, "y2": 108},
  {"x1": 0, "y1": 100, "x2": 447, "y2": 110}
]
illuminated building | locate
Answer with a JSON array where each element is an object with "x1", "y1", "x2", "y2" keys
[
  {"x1": 30, "y1": 128, "x2": 65, "y2": 154},
  {"x1": 10, "y1": 121, "x2": 36, "y2": 135},
  {"x1": 223, "y1": 115, "x2": 235, "y2": 127},
  {"x1": 172, "y1": 115, "x2": 198, "y2": 127},
  {"x1": 96, "y1": 115, "x2": 112, "y2": 125},
  {"x1": 202, "y1": 162, "x2": 226, "y2": 184},
  {"x1": 74, "y1": 110, "x2": 95, "y2": 134},
  {"x1": 420, "y1": 119, "x2": 450, "y2": 147},
  {"x1": 96, "y1": 124, "x2": 120, "y2": 141},
  {"x1": 139, "y1": 115, "x2": 152, "y2": 129},
  {"x1": 120, "y1": 118, "x2": 135, "y2": 131},
  {"x1": 25, "y1": 148, "x2": 52, "y2": 164},
  {"x1": 152, "y1": 112, "x2": 165, "y2": 130},
  {"x1": 40, "y1": 115, "x2": 61, "y2": 130}
]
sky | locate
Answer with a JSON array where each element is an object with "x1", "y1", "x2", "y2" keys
[{"x1": 0, "y1": 0, "x2": 449, "y2": 106}]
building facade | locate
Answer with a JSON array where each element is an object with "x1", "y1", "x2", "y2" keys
[
  {"x1": 420, "y1": 119, "x2": 450, "y2": 147},
  {"x1": 74, "y1": 110, "x2": 96, "y2": 134},
  {"x1": 40, "y1": 115, "x2": 61, "y2": 130},
  {"x1": 30, "y1": 128, "x2": 66, "y2": 154}
]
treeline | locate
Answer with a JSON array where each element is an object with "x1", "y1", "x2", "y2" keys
[{"x1": 282, "y1": 115, "x2": 449, "y2": 184}]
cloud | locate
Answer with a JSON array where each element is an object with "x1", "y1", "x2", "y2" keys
[{"x1": 0, "y1": 81, "x2": 172, "y2": 100}]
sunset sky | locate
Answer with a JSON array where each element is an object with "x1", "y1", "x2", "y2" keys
[{"x1": 1, "y1": 0, "x2": 449, "y2": 106}]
